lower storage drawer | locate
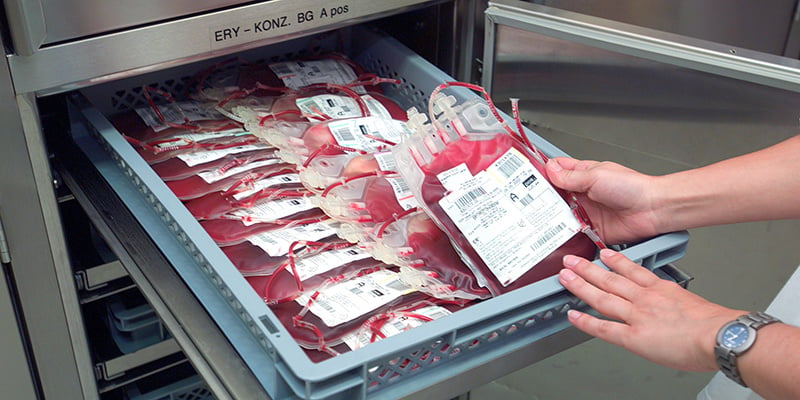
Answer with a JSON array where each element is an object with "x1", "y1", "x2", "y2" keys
[{"x1": 69, "y1": 26, "x2": 689, "y2": 400}]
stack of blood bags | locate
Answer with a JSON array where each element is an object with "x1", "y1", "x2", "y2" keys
[
  {"x1": 391, "y1": 82, "x2": 605, "y2": 297},
  {"x1": 116, "y1": 53, "x2": 591, "y2": 361}
]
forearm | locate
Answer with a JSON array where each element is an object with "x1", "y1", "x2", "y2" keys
[
  {"x1": 736, "y1": 323, "x2": 800, "y2": 399},
  {"x1": 652, "y1": 135, "x2": 800, "y2": 232}
]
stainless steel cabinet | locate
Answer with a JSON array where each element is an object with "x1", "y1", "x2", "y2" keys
[{"x1": 4, "y1": 1, "x2": 793, "y2": 399}]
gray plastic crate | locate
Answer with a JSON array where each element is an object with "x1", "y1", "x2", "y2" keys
[
  {"x1": 107, "y1": 297, "x2": 169, "y2": 354},
  {"x1": 71, "y1": 27, "x2": 689, "y2": 400}
]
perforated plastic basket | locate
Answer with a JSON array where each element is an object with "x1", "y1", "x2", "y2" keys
[
  {"x1": 107, "y1": 297, "x2": 169, "y2": 354},
  {"x1": 71, "y1": 27, "x2": 689, "y2": 400}
]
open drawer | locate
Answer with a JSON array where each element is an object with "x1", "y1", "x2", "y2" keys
[{"x1": 67, "y1": 26, "x2": 689, "y2": 400}]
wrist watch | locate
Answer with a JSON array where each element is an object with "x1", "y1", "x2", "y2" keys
[{"x1": 714, "y1": 311, "x2": 781, "y2": 387}]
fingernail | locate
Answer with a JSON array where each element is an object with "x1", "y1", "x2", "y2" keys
[
  {"x1": 567, "y1": 309, "x2": 581, "y2": 321},
  {"x1": 548, "y1": 159, "x2": 562, "y2": 172},
  {"x1": 563, "y1": 254, "x2": 580, "y2": 267},
  {"x1": 559, "y1": 268, "x2": 577, "y2": 282},
  {"x1": 600, "y1": 248, "x2": 617, "y2": 259}
]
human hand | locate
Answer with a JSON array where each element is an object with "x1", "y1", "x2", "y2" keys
[
  {"x1": 545, "y1": 157, "x2": 661, "y2": 244},
  {"x1": 558, "y1": 249, "x2": 744, "y2": 372}
]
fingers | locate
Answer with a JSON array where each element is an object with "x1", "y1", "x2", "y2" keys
[
  {"x1": 562, "y1": 251, "x2": 642, "y2": 301},
  {"x1": 558, "y1": 261, "x2": 632, "y2": 322},
  {"x1": 598, "y1": 248, "x2": 661, "y2": 288},
  {"x1": 566, "y1": 309, "x2": 629, "y2": 348},
  {"x1": 545, "y1": 157, "x2": 599, "y2": 193}
]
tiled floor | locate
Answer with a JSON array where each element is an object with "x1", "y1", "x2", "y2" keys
[{"x1": 469, "y1": 106, "x2": 800, "y2": 399}]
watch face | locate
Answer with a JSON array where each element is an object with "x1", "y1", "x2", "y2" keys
[{"x1": 721, "y1": 322, "x2": 750, "y2": 349}]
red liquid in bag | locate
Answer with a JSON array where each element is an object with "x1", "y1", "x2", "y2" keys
[
  {"x1": 403, "y1": 214, "x2": 491, "y2": 299},
  {"x1": 419, "y1": 133, "x2": 597, "y2": 295},
  {"x1": 151, "y1": 148, "x2": 279, "y2": 181},
  {"x1": 166, "y1": 163, "x2": 296, "y2": 200},
  {"x1": 268, "y1": 268, "x2": 427, "y2": 349},
  {"x1": 247, "y1": 249, "x2": 384, "y2": 305},
  {"x1": 199, "y1": 209, "x2": 327, "y2": 245}
]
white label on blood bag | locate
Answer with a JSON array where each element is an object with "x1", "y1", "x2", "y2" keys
[
  {"x1": 436, "y1": 163, "x2": 474, "y2": 192},
  {"x1": 385, "y1": 176, "x2": 419, "y2": 210},
  {"x1": 341, "y1": 305, "x2": 452, "y2": 350},
  {"x1": 197, "y1": 159, "x2": 285, "y2": 184},
  {"x1": 295, "y1": 94, "x2": 389, "y2": 120},
  {"x1": 439, "y1": 147, "x2": 581, "y2": 286},
  {"x1": 296, "y1": 269, "x2": 415, "y2": 327},
  {"x1": 177, "y1": 143, "x2": 271, "y2": 167},
  {"x1": 232, "y1": 173, "x2": 302, "y2": 200},
  {"x1": 135, "y1": 101, "x2": 225, "y2": 132},
  {"x1": 327, "y1": 117, "x2": 410, "y2": 151},
  {"x1": 246, "y1": 222, "x2": 337, "y2": 256},
  {"x1": 373, "y1": 151, "x2": 396, "y2": 172},
  {"x1": 227, "y1": 197, "x2": 317, "y2": 226},
  {"x1": 287, "y1": 246, "x2": 372, "y2": 281},
  {"x1": 268, "y1": 59, "x2": 364, "y2": 93}
]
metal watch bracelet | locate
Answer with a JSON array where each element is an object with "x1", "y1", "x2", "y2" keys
[{"x1": 715, "y1": 311, "x2": 781, "y2": 387}]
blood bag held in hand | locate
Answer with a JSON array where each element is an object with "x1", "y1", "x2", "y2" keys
[{"x1": 392, "y1": 83, "x2": 600, "y2": 296}]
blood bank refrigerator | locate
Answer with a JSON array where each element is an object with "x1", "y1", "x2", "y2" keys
[{"x1": 2, "y1": 0, "x2": 799, "y2": 399}]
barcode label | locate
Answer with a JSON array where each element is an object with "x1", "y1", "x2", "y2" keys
[
  {"x1": 531, "y1": 222, "x2": 567, "y2": 252},
  {"x1": 439, "y1": 147, "x2": 582, "y2": 287},
  {"x1": 230, "y1": 197, "x2": 316, "y2": 226},
  {"x1": 331, "y1": 125, "x2": 357, "y2": 143},
  {"x1": 246, "y1": 222, "x2": 336, "y2": 256},
  {"x1": 520, "y1": 194, "x2": 535, "y2": 207},
  {"x1": 315, "y1": 299, "x2": 336, "y2": 314},
  {"x1": 454, "y1": 187, "x2": 487, "y2": 212},
  {"x1": 288, "y1": 247, "x2": 371, "y2": 281},
  {"x1": 497, "y1": 152, "x2": 525, "y2": 179},
  {"x1": 341, "y1": 305, "x2": 452, "y2": 350},
  {"x1": 349, "y1": 283, "x2": 364, "y2": 296},
  {"x1": 385, "y1": 278, "x2": 412, "y2": 292},
  {"x1": 270, "y1": 59, "x2": 364, "y2": 93},
  {"x1": 297, "y1": 270, "x2": 415, "y2": 327},
  {"x1": 270, "y1": 63, "x2": 293, "y2": 76}
]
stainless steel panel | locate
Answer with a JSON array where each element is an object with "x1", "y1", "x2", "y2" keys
[
  {"x1": 0, "y1": 265, "x2": 37, "y2": 400},
  {"x1": 7, "y1": 0, "x2": 440, "y2": 95},
  {"x1": 484, "y1": 1, "x2": 800, "y2": 95},
  {"x1": 533, "y1": 0, "x2": 798, "y2": 56},
  {"x1": 483, "y1": 1, "x2": 800, "y2": 173},
  {"x1": 0, "y1": 63, "x2": 97, "y2": 398}
]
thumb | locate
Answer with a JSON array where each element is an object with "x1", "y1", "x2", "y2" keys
[{"x1": 545, "y1": 157, "x2": 597, "y2": 193}]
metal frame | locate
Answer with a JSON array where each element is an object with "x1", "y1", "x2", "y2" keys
[
  {"x1": 0, "y1": 1, "x2": 452, "y2": 398},
  {"x1": 483, "y1": 0, "x2": 800, "y2": 95},
  {"x1": 7, "y1": 0, "x2": 444, "y2": 96}
]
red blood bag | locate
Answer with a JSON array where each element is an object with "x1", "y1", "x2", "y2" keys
[
  {"x1": 183, "y1": 169, "x2": 307, "y2": 219},
  {"x1": 306, "y1": 298, "x2": 470, "y2": 362},
  {"x1": 316, "y1": 171, "x2": 418, "y2": 225},
  {"x1": 369, "y1": 208, "x2": 491, "y2": 300},
  {"x1": 268, "y1": 267, "x2": 427, "y2": 352},
  {"x1": 392, "y1": 83, "x2": 602, "y2": 296},
  {"x1": 166, "y1": 161, "x2": 296, "y2": 200},
  {"x1": 199, "y1": 211, "x2": 329, "y2": 246},
  {"x1": 246, "y1": 242, "x2": 384, "y2": 304},
  {"x1": 299, "y1": 150, "x2": 395, "y2": 190},
  {"x1": 151, "y1": 147, "x2": 280, "y2": 181}
]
